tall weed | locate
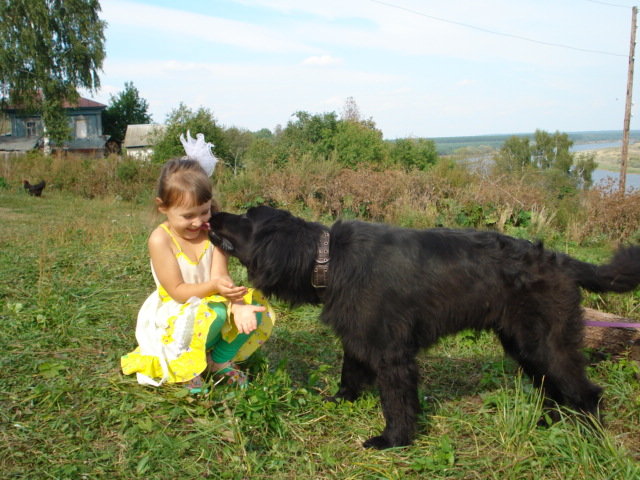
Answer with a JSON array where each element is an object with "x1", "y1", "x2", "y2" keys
[
  {"x1": 571, "y1": 181, "x2": 640, "y2": 243},
  {"x1": 4, "y1": 152, "x2": 640, "y2": 244},
  {"x1": 1, "y1": 152, "x2": 159, "y2": 202}
]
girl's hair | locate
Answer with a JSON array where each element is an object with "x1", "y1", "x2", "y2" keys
[{"x1": 156, "y1": 158, "x2": 218, "y2": 210}]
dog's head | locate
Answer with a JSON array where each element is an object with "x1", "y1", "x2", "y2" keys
[
  {"x1": 208, "y1": 210, "x2": 252, "y2": 264},
  {"x1": 209, "y1": 205, "x2": 292, "y2": 263},
  {"x1": 208, "y1": 205, "x2": 327, "y2": 304}
]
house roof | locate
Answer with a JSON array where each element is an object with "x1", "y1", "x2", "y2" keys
[
  {"x1": 63, "y1": 97, "x2": 106, "y2": 109},
  {"x1": 123, "y1": 124, "x2": 165, "y2": 148},
  {"x1": 3, "y1": 95, "x2": 106, "y2": 111}
]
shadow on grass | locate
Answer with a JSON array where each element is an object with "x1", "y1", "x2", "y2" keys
[{"x1": 253, "y1": 305, "x2": 529, "y2": 429}]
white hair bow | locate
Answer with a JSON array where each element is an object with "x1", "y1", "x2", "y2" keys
[{"x1": 179, "y1": 130, "x2": 219, "y2": 176}]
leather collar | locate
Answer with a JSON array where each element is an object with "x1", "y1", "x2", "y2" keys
[{"x1": 311, "y1": 231, "x2": 330, "y2": 288}]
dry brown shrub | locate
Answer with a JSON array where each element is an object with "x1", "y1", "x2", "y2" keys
[
  {"x1": 467, "y1": 173, "x2": 547, "y2": 210},
  {"x1": 1, "y1": 152, "x2": 159, "y2": 201},
  {"x1": 221, "y1": 157, "x2": 563, "y2": 231},
  {"x1": 9, "y1": 151, "x2": 640, "y2": 245},
  {"x1": 570, "y1": 181, "x2": 640, "y2": 243},
  {"x1": 222, "y1": 158, "x2": 413, "y2": 221},
  {"x1": 252, "y1": 155, "x2": 344, "y2": 212}
]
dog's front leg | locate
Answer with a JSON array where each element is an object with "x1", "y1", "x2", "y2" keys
[
  {"x1": 326, "y1": 349, "x2": 375, "y2": 402},
  {"x1": 363, "y1": 356, "x2": 420, "y2": 449}
]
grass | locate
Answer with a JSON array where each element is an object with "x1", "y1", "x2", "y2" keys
[{"x1": 1, "y1": 189, "x2": 639, "y2": 479}]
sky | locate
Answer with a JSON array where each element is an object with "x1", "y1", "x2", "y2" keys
[{"x1": 88, "y1": 0, "x2": 640, "y2": 139}]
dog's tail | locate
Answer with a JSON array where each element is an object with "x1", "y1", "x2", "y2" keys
[{"x1": 562, "y1": 245, "x2": 640, "y2": 293}]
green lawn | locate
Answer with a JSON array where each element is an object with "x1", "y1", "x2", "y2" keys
[{"x1": 1, "y1": 189, "x2": 639, "y2": 479}]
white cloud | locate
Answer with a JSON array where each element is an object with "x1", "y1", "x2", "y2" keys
[
  {"x1": 92, "y1": 1, "x2": 638, "y2": 137},
  {"x1": 231, "y1": 0, "x2": 627, "y2": 66},
  {"x1": 102, "y1": 0, "x2": 317, "y2": 54},
  {"x1": 301, "y1": 55, "x2": 343, "y2": 66}
]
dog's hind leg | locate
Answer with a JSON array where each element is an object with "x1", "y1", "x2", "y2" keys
[
  {"x1": 498, "y1": 330, "x2": 603, "y2": 422},
  {"x1": 363, "y1": 352, "x2": 420, "y2": 449},
  {"x1": 328, "y1": 350, "x2": 376, "y2": 402},
  {"x1": 538, "y1": 349, "x2": 603, "y2": 420}
]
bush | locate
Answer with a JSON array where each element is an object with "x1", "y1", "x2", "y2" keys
[
  {"x1": 116, "y1": 159, "x2": 139, "y2": 183},
  {"x1": 1, "y1": 152, "x2": 158, "y2": 201},
  {"x1": 570, "y1": 181, "x2": 640, "y2": 243},
  {"x1": 4, "y1": 150, "x2": 640, "y2": 246},
  {"x1": 151, "y1": 103, "x2": 229, "y2": 165}
]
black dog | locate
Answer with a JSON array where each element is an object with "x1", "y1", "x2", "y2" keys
[{"x1": 209, "y1": 205, "x2": 640, "y2": 449}]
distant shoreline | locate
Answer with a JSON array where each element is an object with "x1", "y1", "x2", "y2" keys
[
  {"x1": 437, "y1": 131, "x2": 640, "y2": 174},
  {"x1": 584, "y1": 142, "x2": 640, "y2": 174},
  {"x1": 432, "y1": 129, "x2": 640, "y2": 156}
]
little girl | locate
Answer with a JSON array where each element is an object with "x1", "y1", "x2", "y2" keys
[{"x1": 121, "y1": 133, "x2": 274, "y2": 392}]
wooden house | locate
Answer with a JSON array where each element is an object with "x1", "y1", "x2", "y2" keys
[
  {"x1": 0, "y1": 96, "x2": 109, "y2": 156},
  {"x1": 123, "y1": 124, "x2": 165, "y2": 160}
]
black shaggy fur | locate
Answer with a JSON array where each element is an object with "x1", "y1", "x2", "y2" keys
[{"x1": 209, "y1": 205, "x2": 640, "y2": 449}]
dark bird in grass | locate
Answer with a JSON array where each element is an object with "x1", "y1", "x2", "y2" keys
[{"x1": 23, "y1": 180, "x2": 46, "y2": 197}]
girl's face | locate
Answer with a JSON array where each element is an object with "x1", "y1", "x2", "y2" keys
[{"x1": 158, "y1": 199, "x2": 212, "y2": 241}]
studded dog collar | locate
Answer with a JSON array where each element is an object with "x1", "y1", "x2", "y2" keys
[{"x1": 311, "y1": 231, "x2": 330, "y2": 288}]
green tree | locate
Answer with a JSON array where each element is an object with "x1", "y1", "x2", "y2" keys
[
  {"x1": 152, "y1": 103, "x2": 229, "y2": 165},
  {"x1": 389, "y1": 137, "x2": 438, "y2": 171},
  {"x1": 0, "y1": 0, "x2": 106, "y2": 144},
  {"x1": 253, "y1": 128, "x2": 273, "y2": 140},
  {"x1": 276, "y1": 104, "x2": 390, "y2": 169},
  {"x1": 334, "y1": 119, "x2": 387, "y2": 168},
  {"x1": 573, "y1": 152, "x2": 598, "y2": 189},
  {"x1": 243, "y1": 137, "x2": 275, "y2": 168},
  {"x1": 280, "y1": 111, "x2": 339, "y2": 161},
  {"x1": 341, "y1": 96, "x2": 361, "y2": 122},
  {"x1": 223, "y1": 126, "x2": 254, "y2": 175},
  {"x1": 102, "y1": 81, "x2": 152, "y2": 145},
  {"x1": 493, "y1": 136, "x2": 532, "y2": 174},
  {"x1": 493, "y1": 129, "x2": 597, "y2": 192},
  {"x1": 532, "y1": 130, "x2": 573, "y2": 172}
]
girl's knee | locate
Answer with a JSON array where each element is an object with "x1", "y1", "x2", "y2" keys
[
  {"x1": 206, "y1": 302, "x2": 228, "y2": 349},
  {"x1": 208, "y1": 302, "x2": 227, "y2": 322}
]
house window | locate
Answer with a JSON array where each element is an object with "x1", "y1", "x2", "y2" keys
[
  {"x1": 75, "y1": 116, "x2": 87, "y2": 138},
  {"x1": 26, "y1": 121, "x2": 37, "y2": 137}
]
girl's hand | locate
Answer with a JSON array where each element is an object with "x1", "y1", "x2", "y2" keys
[
  {"x1": 214, "y1": 276, "x2": 247, "y2": 302},
  {"x1": 231, "y1": 303, "x2": 267, "y2": 334}
]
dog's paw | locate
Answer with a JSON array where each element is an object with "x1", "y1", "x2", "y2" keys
[
  {"x1": 322, "y1": 394, "x2": 355, "y2": 404},
  {"x1": 323, "y1": 389, "x2": 360, "y2": 403},
  {"x1": 363, "y1": 435, "x2": 391, "y2": 449},
  {"x1": 537, "y1": 410, "x2": 561, "y2": 427},
  {"x1": 322, "y1": 395, "x2": 340, "y2": 403},
  {"x1": 363, "y1": 435, "x2": 410, "y2": 450}
]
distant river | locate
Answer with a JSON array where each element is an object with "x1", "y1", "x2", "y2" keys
[
  {"x1": 571, "y1": 141, "x2": 640, "y2": 191},
  {"x1": 590, "y1": 169, "x2": 640, "y2": 190},
  {"x1": 464, "y1": 140, "x2": 640, "y2": 190},
  {"x1": 571, "y1": 141, "x2": 623, "y2": 152}
]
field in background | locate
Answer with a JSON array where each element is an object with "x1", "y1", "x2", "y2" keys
[{"x1": 589, "y1": 142, "x2": 640, "y2": 174}]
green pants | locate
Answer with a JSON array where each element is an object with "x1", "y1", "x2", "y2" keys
[{"x1": 205, "y1": 302, "x2": 263, "y2": 364}]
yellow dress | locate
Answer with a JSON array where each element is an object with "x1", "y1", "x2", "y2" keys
[{"x1": 121, "y1": 224, "x2": 275, "y2": 386}]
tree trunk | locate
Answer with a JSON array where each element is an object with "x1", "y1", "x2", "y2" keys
[{"x1": 582, "y1": 308, "x2": 640, "y2": 361}]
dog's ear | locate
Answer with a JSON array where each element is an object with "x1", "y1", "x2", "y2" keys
[
  {"x1": 208, "y1": 230, "x2": 235, "y2": 252},
  {"x1": 220, "y1": 238, "x2": 235, "y2": 252}
]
